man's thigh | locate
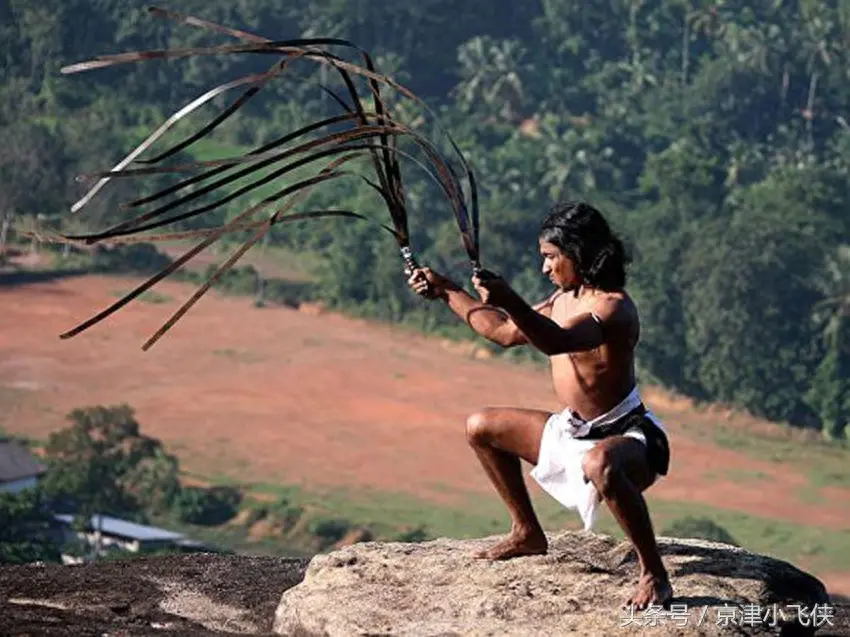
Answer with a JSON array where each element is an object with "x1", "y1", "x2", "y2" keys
[
  {"x1": 474, "y1": 407, "x2": 551, "y2": 465},
  {"x1": 592, "y1": 435, "x2": 657, "y2": 492}
]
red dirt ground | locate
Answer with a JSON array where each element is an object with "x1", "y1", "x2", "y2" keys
[{"x1": 2, "y1": 274, "x2": 849, "y2": 593}]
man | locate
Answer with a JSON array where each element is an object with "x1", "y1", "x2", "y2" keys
[{"x1": 407, "y1": 201, "x2": 672, "y2": 609}]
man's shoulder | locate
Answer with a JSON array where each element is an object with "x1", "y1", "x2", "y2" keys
[
  {"x1": 590, "y1": 290, "x2": 639, "y2": 326},
  {"x1": 592, "y1": 289, "x2": 631, "y2": 308}
]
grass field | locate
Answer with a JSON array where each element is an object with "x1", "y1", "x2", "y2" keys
[{"x1": 217, "y1": 476, "x2": 850, "y2": 575}]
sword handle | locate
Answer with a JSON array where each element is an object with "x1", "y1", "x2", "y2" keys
[
  {"x1": 401, "y1": 246, "x2": 437, "y2": 298},
  {"x1": 401, "y1": 246, "x2": 419, "y2": 277}
]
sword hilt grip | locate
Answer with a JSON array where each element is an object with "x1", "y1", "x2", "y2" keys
[
  {"x1": 401, "y1": 246, "x2": 438, "y2": 299},
  {"x1": 401, "y1": 246, "x2": 419, "y2": 277}
]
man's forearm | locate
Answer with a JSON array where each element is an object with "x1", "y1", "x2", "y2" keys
[
  {"x1": 441, "y1": 283, "x2": 511, "y2": 343},
  {"x1": 499, "y1": 291, "x2": 568, "y2": 355}
]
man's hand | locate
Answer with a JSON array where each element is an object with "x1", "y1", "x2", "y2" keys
[
  {"x1": 472, "y1": 271, "x2": 516, "y2": 308},
  {"x1": 407, "y1": 267, "x2": 453, "y2": 300}
]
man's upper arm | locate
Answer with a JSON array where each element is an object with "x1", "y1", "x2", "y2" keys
[
  {"x1": 585, "y1": 296, "x2": 633, "y2": 335},
  {"x1": 556, "y1": 296, "x2": 633, "y2": 353}
]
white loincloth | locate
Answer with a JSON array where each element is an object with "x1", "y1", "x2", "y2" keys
[{"x1": 529, "y1": 387, "x2": 666, "y2": 531}]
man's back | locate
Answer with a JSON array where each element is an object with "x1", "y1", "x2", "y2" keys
[{"x1": 548, "y1": 288, "x2": 640, "y2": 420}]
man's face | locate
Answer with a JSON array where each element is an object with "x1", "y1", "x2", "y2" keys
[{"x1": 539, "y1": 239, "x2": 580, "y2": 291}]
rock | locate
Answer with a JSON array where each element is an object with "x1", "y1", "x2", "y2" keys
[
  {"x1": 438, "y1": 339, "x2": 477, "y2": 357},
  {"x1": 473, "y1": 347, "x2": 494, "y2": 360},
  {"x1": 1, "y1": 537, "x2": 846, "y2": 636},
  {"x1": 298, "y1": 301, "x2": 327, "y2": 316},
  {"x1": 248, "y1": 517, "x2": 285, "y2": 542},
  {"x1": 332, "y1": 527, "x2": 374, "y2": 549},
  {"x1": 0, "y1": 553, "x2": 308, "y2": 636},
  {"x1": 228, "y1": 507, "x2": 260, "y2": 528},
  {"x1": 274, "y1": 530, "x2": 838, "y2": 636}
]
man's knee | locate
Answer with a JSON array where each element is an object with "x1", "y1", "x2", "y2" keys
[
  {"x1": 582, "y1": 447, "x2": 617, "y2": 496},
  {"x1": 466, "y1": 409, "x2": 494, "y2": 446},
  {"x1": 583, "y1": 441, "x2": 656, "y2": 495}
]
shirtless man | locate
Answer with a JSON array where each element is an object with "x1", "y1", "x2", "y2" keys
[{"x1": 407, "y1": 201, "x2": 672, "y2": 609}]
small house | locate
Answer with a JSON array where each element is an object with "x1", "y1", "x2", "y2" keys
[
  {"x1": 53, "y1": 513, "x2": 186, "y2": 554},
  {"x1": 0, "y1": 438, "x2": 46, "y2": 494}
]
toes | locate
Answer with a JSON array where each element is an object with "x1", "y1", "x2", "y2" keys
[
  {"x1": 623, "y1": 594, "x2": 642, "y2": 610},
  {"x1": 631, "y1": 595, "x2": 649, "y2": 611},
  {"x1": 472, "y1": 540, "x2": 502, "y2": 559}
]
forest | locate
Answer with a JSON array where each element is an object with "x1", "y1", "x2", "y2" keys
[{"x1": 1, "y1": 0, "x2": 848, "y2": 437}]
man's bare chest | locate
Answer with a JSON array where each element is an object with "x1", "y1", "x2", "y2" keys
[
  {"x1": 549, "y1": 291, "x2": 617, "y2": 364},
  {"x1": 550, "y1": 292, "x2": 598, "y2": 325}
]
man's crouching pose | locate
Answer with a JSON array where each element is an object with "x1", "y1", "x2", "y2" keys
[{"x1": 408, "y1": 201, "x2": 672, "y2": 609}]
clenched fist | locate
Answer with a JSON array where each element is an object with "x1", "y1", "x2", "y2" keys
[
  {"x1": 407, "y1": 267, "x2": 452, "y2": 300},
  {"x1": 472, "y1": 270, "x2": 515, "y2": 308}
]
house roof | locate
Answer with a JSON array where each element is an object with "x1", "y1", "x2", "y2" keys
[
  {"x1": 0, "y1": 438, "x2": 46, "y2": 483},
  {"x1": 54, "y1": 514, "x2": 186, "y2": 542}
]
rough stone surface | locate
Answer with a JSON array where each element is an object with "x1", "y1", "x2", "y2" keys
[
  {"x1": 0, "y1": 553, "x2": 308, "y2": 636},
  {"x1": 1, "y1": 536, "x2": 847, "y2": 636},
  {"x1": 274, "y1": 531, "x2": 847, "y2": 636}
]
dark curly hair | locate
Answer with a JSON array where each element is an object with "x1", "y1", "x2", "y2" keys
[{"x1": 538, "y1": 201, "x2": 629, "y2": 291}]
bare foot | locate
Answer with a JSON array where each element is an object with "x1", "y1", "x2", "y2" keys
[
  {"x1": 473, "y1": 531, "x2": 548, "y2": 560},
  {"x1": 624, "y1": 573, "x2": 673, "y2": 610}
]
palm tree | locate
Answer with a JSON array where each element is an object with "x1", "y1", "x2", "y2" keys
[
  {"x1": 0, "y1": 212, "x2": 11, "y2": 258},
  {"x1": 624, "y1": 0, "x2": 646, "y2": 65},
  {"x1": 808, "y1": 245, "x2": 850, "y2": 440},
  {"x1": 675, "y1": 0, "x2": 729, "y2": 85},
  {"x1": 724, "y1": 24, "x2": 771, "y2": 74},
  {"x1": 687, "y1": 0, "x2": 727, "y2": 40},
  {"x1": 812, "y1": 245, "x2": 850, "y2": 349},
  {"x1": 797, "y1": 0, "x2": 837, "y2": 146},
  {"x1": 455, "y1": 36, "x2": 529, "y2": 122},
  {"x1": 536, "y1": 114, "x2": 608, "y2": 200},
  {"x1": 616, "y1": 52, "x2": 659, "y2": 93}
]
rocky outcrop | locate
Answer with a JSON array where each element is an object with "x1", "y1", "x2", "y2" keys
[
  {"x1": 0, "y1": 553, "x2": 308, "y2": 636},
  {"x1": 274, "y1": 531, "x2": 844, "y2": 636},
  {"x1": 1, "y1": 532, "x2": 847, "y2": 636}
]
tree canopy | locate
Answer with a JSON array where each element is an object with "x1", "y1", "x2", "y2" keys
[{"x1": 3, "y1": 0, "x2": 848, "y2": 435}]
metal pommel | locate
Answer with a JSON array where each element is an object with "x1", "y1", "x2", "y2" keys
[{"x1": 400, "y1": 246, "x2": 419, "y2": 277}]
